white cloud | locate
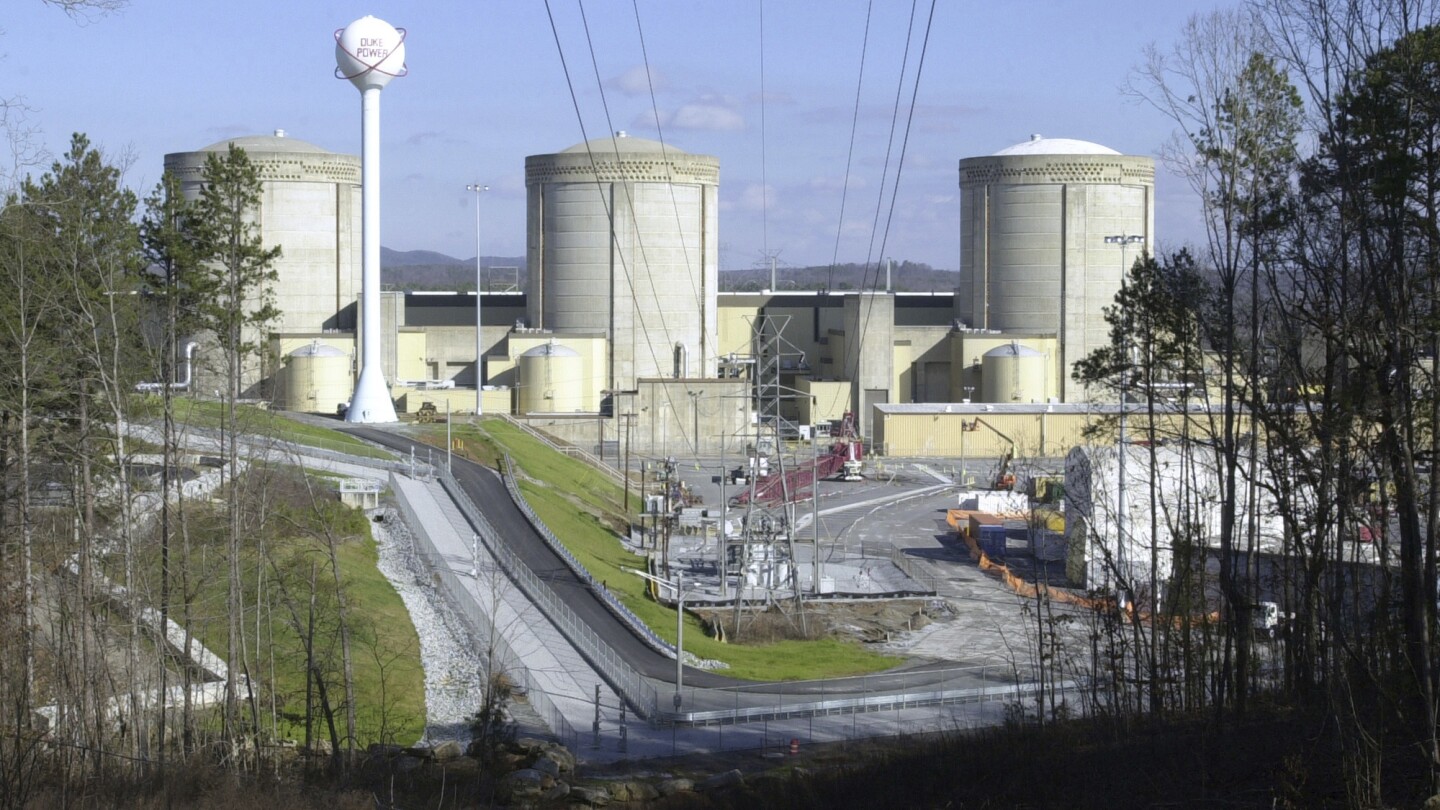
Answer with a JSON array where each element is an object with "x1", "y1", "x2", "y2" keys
[
  {"x1": 652, "y1": 92, "x2": 745, "y2": 132},
  {"x1": 807, "y1": 174, "x2": 868, "y2": 192},
  {"x1": 736, "y1": 183, "x2": 774, "y2": 212},
  {"x1": 611, "y1": 64, "x2": 665, "y2": 97},
  {"x1": 664, "y1": 102, "x2": 744, "y2": 132}
]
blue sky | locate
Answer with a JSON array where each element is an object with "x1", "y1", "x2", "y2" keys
[{"x1": 2, "y1": 1, "x2": 1212, "y2": 271}]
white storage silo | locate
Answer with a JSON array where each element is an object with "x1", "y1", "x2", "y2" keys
[
  {"x1": 958, "y1": 135, "x2": 1154, "y2": 402},
  {"x1": 279, "y1": 342, "x2": 353, "y2": 413},
  {"x1": 518, "y1": 341, "x2": 585, "y2": 414},
  {"x1": 981, "y1": 342, "x2": 1047, "y2": 403},
  {"x1": 525, "y1": 132, "x2": 719, "y2": 390}
]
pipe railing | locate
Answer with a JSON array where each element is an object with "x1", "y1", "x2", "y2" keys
[
  {"x1": 390, "y1": 472, "x2": 580, "y2": 748},
  {"x1": 437, "y1": 468, "x2": 662, "y2": 720},
  {"x1": 499, "y1": 454, "x2": 673, "y2": 656},
  {"x1": 490, "y1": 413, "x2": 626, "y2": 487},
  {"x1": 314, "y1": 436, "x2": 1070, "y2": 732}
]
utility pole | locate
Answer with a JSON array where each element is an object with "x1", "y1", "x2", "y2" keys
[
  {"x1": 662, "y1": 456, "x2": 677, "y2": 580},
  {"x1": 622, "y1": 412, "x2": 635, "y2": 513},
  {"x1": 962, "y1": 385, "x2": 975, "y2": 486},
  {"x1": 719, "y1": 430, "x2": 728, "y2": 599}
]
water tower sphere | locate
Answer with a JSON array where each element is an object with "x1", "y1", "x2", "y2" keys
[{"x1": 335, "y1": 16, "x2": 407, "y2": 92}]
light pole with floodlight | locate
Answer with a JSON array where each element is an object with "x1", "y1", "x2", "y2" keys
[
  {"x1": 467, "y1": 183, "x2": 489, "y2": 416},
  {"x1": 628, "y1": 567, "x2": 688, "y2": 716},
  {"x1": 1103, "y1": 234, "x2": 1144, "y2": 596}
]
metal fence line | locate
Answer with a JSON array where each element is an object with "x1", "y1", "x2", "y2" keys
[
  {"x1": 390, "y1": 472, "x2": 581, "y2": 749},
  {"x1": 435, "y1": 469, "x2": 663, "y2": 721},
  {"x1": 284, "y1": 435, "x2": 1066, "y2": 734},
  {"x1": 499, "y1": 455, "x2": 673, "y2": 656},
  {"x1": 491, "y1": 414, "x2": 626, "y2": 487}
]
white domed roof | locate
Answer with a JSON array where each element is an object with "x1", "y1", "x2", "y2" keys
[
  {"x1": 993, "y1": 134, "x2": 1120, "y2": 157},
  {"x1": 289, "y1": 342, "x2": 347, "y2": 358},
  {"x1": 984, "y1": 342, "x2": 1044, "y2": 358},
  {"x1": 560, "y1": 132, "x2": 681, "y2": 155},
  {"x1": 201, "y1": 131, "x2": 331, "y2": 154},
  {"x1": 522, "y1": 342, "x2": 581, "y2": 358}
]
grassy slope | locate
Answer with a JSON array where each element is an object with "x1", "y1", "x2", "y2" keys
[
  {"x1": 441, "y1": 419, "x2": 896, "y2": 682},
  {"x1": 132, "y1": 475, "x2": 425, "y2": 745},
  {"x1": 134, "y1": 396, "x2": 394, "y2": 459}
]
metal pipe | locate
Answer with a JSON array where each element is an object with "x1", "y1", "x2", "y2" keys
[{"x1": 135, "y1": 341, "x2": 199, "y2": 392}]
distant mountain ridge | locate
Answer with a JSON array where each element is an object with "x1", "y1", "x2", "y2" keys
[
  {"x1": 379, "y1": 248, "x2": 956, "y2": 293},
  {"x1": 380, "y1": 247, "x2": 470, "y2": 267}
]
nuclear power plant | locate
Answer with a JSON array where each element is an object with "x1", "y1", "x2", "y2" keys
[
  {"x1": 958, "y1": 134, "x2": 1155, "y2": 403},
  {"x1": 164, "y1": 130, "x2": 1154, "y2": 456}
]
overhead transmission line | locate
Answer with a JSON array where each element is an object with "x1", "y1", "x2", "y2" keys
[
  {"x1": 848, "y1": 0, "x2": 938, "y2": 383},
  {"x1": 544, "y1": 0, "x2": 702, "y2": 455},
  {"x1": 828, "y1": 0, "x2": 875, "y2": 292}
]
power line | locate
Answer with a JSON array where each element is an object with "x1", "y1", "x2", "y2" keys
[
  {"x1": 544, "y1": 0, "x2": 702, "y2": 455},
  {"x1": 850, "y1": 0, "x2": 938, "y2": 401},
  {"x1": 829, "y1": 0, "x2": 875, "y2": 293},
  {"x1": 759, "y1": 0, "x2": 770, "y2": 262}
]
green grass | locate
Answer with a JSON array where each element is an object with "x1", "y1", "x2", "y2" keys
[
  {"x1": 123, "y1": 471, "x2": 426, "y2": 745},
  {"x1": 440, "y1": 418, "x2": 896, "y2": 682},
  {"x1": 134, "y1": 395, "x2": 394, "y2": 460}
]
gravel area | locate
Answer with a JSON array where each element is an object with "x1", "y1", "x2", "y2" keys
[{"x1": 370, "y1": 506, "x2": 485, "y2": 745}]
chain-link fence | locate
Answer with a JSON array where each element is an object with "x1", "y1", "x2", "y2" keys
[{"x1": 391, "y1": 472, "x2": 582, "y2": 749}]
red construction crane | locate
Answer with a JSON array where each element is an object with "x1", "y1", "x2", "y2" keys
[{"x1": 731, "y1": 412, "x2": 864, "y2": 506}]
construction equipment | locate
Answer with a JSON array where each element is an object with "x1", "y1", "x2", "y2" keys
[
  {"x1": 731, "y1": 411, "x2": 865, "y2": 506},
  {"x1": 414, "y1": 401, "x2": 439, "y2": 423},
  {"x1": 963, "y1": 417, "x2": 1016, "y2": 490}
]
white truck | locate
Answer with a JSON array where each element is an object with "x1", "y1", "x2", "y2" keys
[{"x1": 1254, "y1": 601, "x2": 1295, "y2": 640}]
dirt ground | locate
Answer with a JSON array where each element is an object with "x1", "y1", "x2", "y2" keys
[{"x1": 689, "y1": 598, "x2": 952, "y2": 645}]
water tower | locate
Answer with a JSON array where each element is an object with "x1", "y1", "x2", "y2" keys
[{"x1": 336, "y1": 15, "x2": 406, "y2": 423}]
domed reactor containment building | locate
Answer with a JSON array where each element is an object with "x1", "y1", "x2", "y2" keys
[
  {"x1": 165, "y1": 131, "x2": 361, "y2": 336},
  {"x1": 524, "y1": 132, "x2": 720, "y2": 392},
  {"x1": 152, "y1": 125, "x2": 1167, "y2": 458},
  {"x1": 956, "y1": 135, "x2": 1154, "y2": 402},
  {"x1": 165, "y1": 131, "x2": 361, "y2": 400}
]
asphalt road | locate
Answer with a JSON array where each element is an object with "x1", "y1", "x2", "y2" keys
[{"x1": 345, "y1": 426, "x2": 1021, "y2": 705}]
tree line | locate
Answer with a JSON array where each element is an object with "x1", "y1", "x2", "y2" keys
[
  {"x1": 0, "y1": 135, "x2": 400, "y2": 803},
  {"x1": 1054, "y1": 2, "x2": 1440, "y2": 804}
]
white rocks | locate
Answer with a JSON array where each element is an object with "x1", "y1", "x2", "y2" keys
[{"x1": 371, "y1": 508, "x2": 486, "y2": 745}]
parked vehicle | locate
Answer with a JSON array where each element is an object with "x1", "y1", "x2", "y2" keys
[{"x1": 1255, "y1": 601, "x2": 1294, "y2": 640}]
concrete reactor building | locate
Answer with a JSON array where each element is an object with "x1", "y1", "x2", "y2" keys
[
  {"x1": 164, "y1": 131, "x2": 361, "y2": 400},
  {"x1": 956, "y1": 134, "x2": 1155, "y2": 402},
  {"x1": 158, "y1": 128, "x2": 1164, "y2": 460},
  {"x1": 164, "y1": 131, "x2": 361, "y2": 337},
  {"x1": 523, "y1": 132, "x2": 720, "y2": 391}
]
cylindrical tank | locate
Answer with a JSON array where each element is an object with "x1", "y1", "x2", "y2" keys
[
  {"x1": 525, "y1": 132, "x2": 719, "y2": 389},
  {"x1": 279, "y1": 342, "x2": 353, "y2": 413},
  {"x1": 518, "y1": 341, "x2": 585, "y2": 413},
  {"x1": 958, "y1": 135, "x2": 1154, "y2": 402},
  {"x1": 981, "y1": 342, "x2": 1047, "y2": 403}
]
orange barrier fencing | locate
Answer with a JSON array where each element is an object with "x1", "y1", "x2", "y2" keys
[
  {"x1": 945, "y1": 509, "x2": 1222, "y2": 626},
  {"x1": 948, "y1": 508, "x2": 1105, "y2": 611}
]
